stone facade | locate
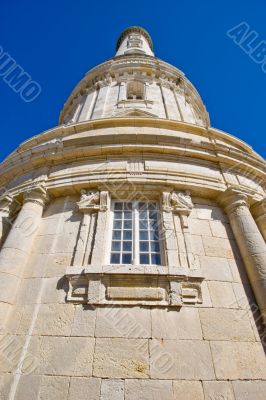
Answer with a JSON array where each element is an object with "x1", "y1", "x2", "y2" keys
[{"x1": 0, "y1": 26, "x2": 265, "y2": 399}]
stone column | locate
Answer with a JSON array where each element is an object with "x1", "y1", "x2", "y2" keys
[
  {"x1": 251, "y1": 198, "x2": 266, "y2": 242},
  {"x1": 220, "y1": 188, "x2": 266, "y2": 324},
  {"x1": 0, "y1": 194, "x2": 19, "y2": 248},
  {"x1": 0, "y1": 185, "x2": 49, "y2": 315}
]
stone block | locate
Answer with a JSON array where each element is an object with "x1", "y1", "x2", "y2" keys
[
  {"x1": 23, "y1": 336, "x2": 95, "y2": 376},
  {"x1": 199, "y1": 308, "x2": 255, "y2": 341},
  {"x1": 71, "y1": 305, "x2": 96, "y2": 337},
  {"x1": 151, "y1": 307, "x2": 202, "y2": 339},
  {"x1": 211, "y1": 341, "x2": 266, "y2": 379},
  {"x1": 0, "y1": 374, "x2": 13, "y2": 400},
  {"x1": 189, "y1": 219, "x2": 212, "y2": 236},
  {"x1": 203, "y1": 381, "x2": 234, "y2": 400},
  {"x1": 199, "y1": 256, "x2": 233, "y2": 281},
  {"x1": 41, "y1": 277, "x2": 68, "y2": 303},
  {"x1": 232, "y1": 282, "x2": 256, "y2": 310},
  {"x1": 95, "y1": 306, "x2": 151, "y2": 338},
  {"x1": 0, "y1": 303, "x2": 11, "y2": 333},
  {"x1": 24, "y1": 252, "x2": 72, "y2": 278},
  {"x1": 150, "y1": 339, "x2": 215, "y2": 380},
  {"x1": 100, "y1": 379, "x2": 124, "y2": 400},
  {"x1": 232, "y1": 380, "x2": 266, "y2": 400},
  {"x1": 6, "y1": 304, "x2": 33, "y2": 334},
  {"x1": 228, "y1": 258, "x2": 248, "y2": 283},
  {"x1": 0, "y1": 273, "x2": 20, "y2": 304},
  {"x1": 125, "y1": 379, "x2": 174, "y2": 400},
  {"x1": 190, "y1": 235, "x2": 205, "y2": 256},
  {"x1": 68, "y1": 377, "x2": 101, "y2": 400},
  {"x1": 15, "y1": 375, "x2": 70, "y2": 400},
  {"x1": 33, "y1": 304, "x2": 74, "y2": 336},
  {"x1": 93, "y1": 338, "x2": 149, "y2": 378},
  {"x1": 202, "y1": 236, "x2": 234, "y2": 259},
  {"x1": 173, "y1": 381, "x2": 204, "y2": 400},
  {"x1": 15, "y1": 278, "x2": 42, "y2": 304},
  {"x1": 208, "y1": 281, "x2": 236, "y2": 308},
  {"x1": 0, "y1": 335, "x2": 27, "y2": 373},
  {"x1": 209, "y1": 220, "x2": 234, "y2": 239}
]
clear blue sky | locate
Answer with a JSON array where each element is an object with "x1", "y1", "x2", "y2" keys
[{"x1": 1, "y1": 0, "x2": 266, "y2": 161}]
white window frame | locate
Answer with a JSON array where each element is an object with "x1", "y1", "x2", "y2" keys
[{"x1": 107, "y1": 200, "x2": 164, "y2": 266}]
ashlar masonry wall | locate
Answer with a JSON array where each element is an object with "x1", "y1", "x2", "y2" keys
[{"x1": 1, "y1": 196, "x2": 266, "y2": 400}]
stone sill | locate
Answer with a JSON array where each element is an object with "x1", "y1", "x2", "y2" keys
[{"x1": 65, "y1": 265, "x2": 204, "y2": 307}]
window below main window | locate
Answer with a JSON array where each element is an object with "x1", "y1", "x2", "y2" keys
[{"x1": 110, "y1": 201, "x2": 162, "y2": 265}]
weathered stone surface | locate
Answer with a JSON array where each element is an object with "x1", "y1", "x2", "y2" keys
[
  {"x1": 202, "y1": 236, "x2": 235, "y2": 258},
  {"x1": 0, "y1": 374, "x2": 12, "y2": 400},
  {"x1": 199, "y1": 308, "x2": 255, "y2": 341},
  {"x1": 208, "y1": 281, "x2": 236, "y2": 308},
  {"x1": 23, "y1": 336, "x2": 95, "y2": 376},
  {"x1": 151, "y1": 307, "x2": 202, "y2": 339},
  {"x1": 211, "y1": 341, "x2": 266, "y2": 379},
  {"x1": 93, "y1": 338, "x2": 149, "y2": 378},
  {"x1": 150, "y1": 339, "x2": 215, "y2": 380},
  {"x1": 15, "y1": 375, "x2": 70, "y2": 400},
  {"x1": 190, "y1": 235, "x2": 205, "y2": 256},
  {"x1": 209, "y1": 220, "x2": 233, "y2": 239},
  {"x1": 233, "y1": 380, "x2": 266, "y2": 400},
  {"x1": 189, "y1": 219, "x2": 212, "y2": 236},
  {"x1": 203, "y1": 381, "x2": 234, "y2": 400},
  {"x1": 71, "y1": 305, "x2": 96, "y2": 337},
  {"x1": 24, "y1": 252, "x2": 72, "y2": 278},
  {"x1": 100, "y1": 379, "x2": 124, "y2": 400},
  {"x1": 33, "y1": 304, "x2": 74, "y2": 336},
  {"x1": 173, "y1": 381, "x2": 204, "y2": 400},
  {"x1": 68, "y1": 377, "x2": 101, "y2": 400},
  {"x1": 0, "y1": 335, "x2": 27, "y2": 373},
  {"x1": 229, "y1": 258, "x2": 249, "y2": 283},
  {"x1": 96, "y1": 307, "x2": 151, "y2": 338},
  {"x1": 125, "y1": 379, "x2": 174, "y2": 400},
  {"x1": 6, "y1": 305, "x2": 33, "y2": 334},
  {"x1": 199, "y1": 256, "x2": 233, "y2": 281}
]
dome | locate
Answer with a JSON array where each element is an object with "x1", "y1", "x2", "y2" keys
[{"x1": 59, "y1": 27, "x2": 210, "y2": 127}]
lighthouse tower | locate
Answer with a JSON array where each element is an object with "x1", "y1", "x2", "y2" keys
[{"x1": 0, "y1": 27, "x2": 266, "y2": 399}]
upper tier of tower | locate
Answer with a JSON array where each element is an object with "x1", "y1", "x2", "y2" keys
[{"x1": 59, "y1": 26, "x2": 210, "y2": 126}]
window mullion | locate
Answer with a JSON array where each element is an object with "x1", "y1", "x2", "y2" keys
[{"x1": 133, "y1": 201, "x2": 139, "y2": 266}]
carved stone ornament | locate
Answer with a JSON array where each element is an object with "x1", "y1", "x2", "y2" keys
[
  {"x1": 65, "y1": 268, "x2": 203, "y2": 307},
  {"x1": 77, "y1": 190, "x2": 100, "y2": 213},
  {"x1": 162, "y1": 190, "x2": 194, "y2": 215}
]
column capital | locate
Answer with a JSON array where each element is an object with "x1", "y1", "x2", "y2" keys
[
  {"x1": 0, "y1": 194, "x2": 21, "y2": 216},
  {"x1": 251, "y1": 198, "x2": 266, "y2": 219},
  {"x1": 219, "y1": 187, "x2": 249, "y2": 214},
  {"x1": 24, "y1": 184, "x2": 49, "y2": 207}
]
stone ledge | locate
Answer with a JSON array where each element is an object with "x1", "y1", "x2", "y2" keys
[{"x1": 65, "y1": 266, "x2": 204, "y2": 307}]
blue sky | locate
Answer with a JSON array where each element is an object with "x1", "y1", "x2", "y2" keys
[{"x1": 1, "y1": 0, "x2": 266, "y2": 161}]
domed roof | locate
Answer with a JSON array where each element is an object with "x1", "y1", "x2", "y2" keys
[{"x1": 59, "y1": 27, "x2": 209, "y2": 127}]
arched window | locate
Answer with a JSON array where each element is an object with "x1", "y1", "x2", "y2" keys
[{"x1": 127, "y1": 81, "x2": 145, "y2": 100}]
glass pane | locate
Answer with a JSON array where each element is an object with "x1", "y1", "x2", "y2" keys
[
  {"x1": 138, "y1": 202, "x2": 147, "y2": 211},
  {"x1": 149, "y1": 211, "x2": 157, "y2": 220},
  {"x1": 124, "y1": 230, "x2": 132, "y2": 240},
  {"x1": 140, "y1": 253, "x2": 150, "y2": 264},
  {"x1": 112, "y1": 230, "x2": 122, "y2": 240},
  {"x1": 148, "y1": 203, "x2": 157, "y2": 210},
  {"x1": 124, "y1": 220, "x2": 132, "y2": 230},
  {"x1": 124, "y1": 212, "x2": 132, "y2": 220},
  {"x1": 150, "y1": 230, "x2": 159, "y2": 240},
  {"x1": 114, "y1": 203, "x2": 123, "y2": 210},
  {"x1": 110, "y1": 253, "x2": 120, "y2": 264},
  {"x1": 140, "y1": 241, "x2": 149, "y2": 252},
  {"x1": 139, "y1": 230, "x2": 149, "y2": 240},
  {"x1": 139, "y1": 211, "x2": 148, "y2": 220},
  {"x1": 150, "y1": 241, "x2": 160, "y2": 252},
  {"x1": 111, "y1": 241, "x2": 121, "y2": 251},
  {"x1": 122, "y1": 253, "x2": 132, "y2": 264},
  {"x1": 151, "y1": 253, "x2": 161, "y2": 265},
  {"x1": 124, "y1": 202, "x2": 132, "y2": 211},
  {"x1": 123, "y1": 241, "x2": 132, "y2": 252},
  {"x1": 139, "y1": 220, "x2": 148, "y2": 230},
  {"x1": 114, "y1": 212, "x2": 123, "y2": 220},
  {"x1": 113, "y1": 220, "x2": 122, "y2": 229}
]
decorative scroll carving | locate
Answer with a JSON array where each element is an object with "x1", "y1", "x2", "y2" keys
[{"x1": 171, "y1": 190, "x2": 193, "y2": 213}]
